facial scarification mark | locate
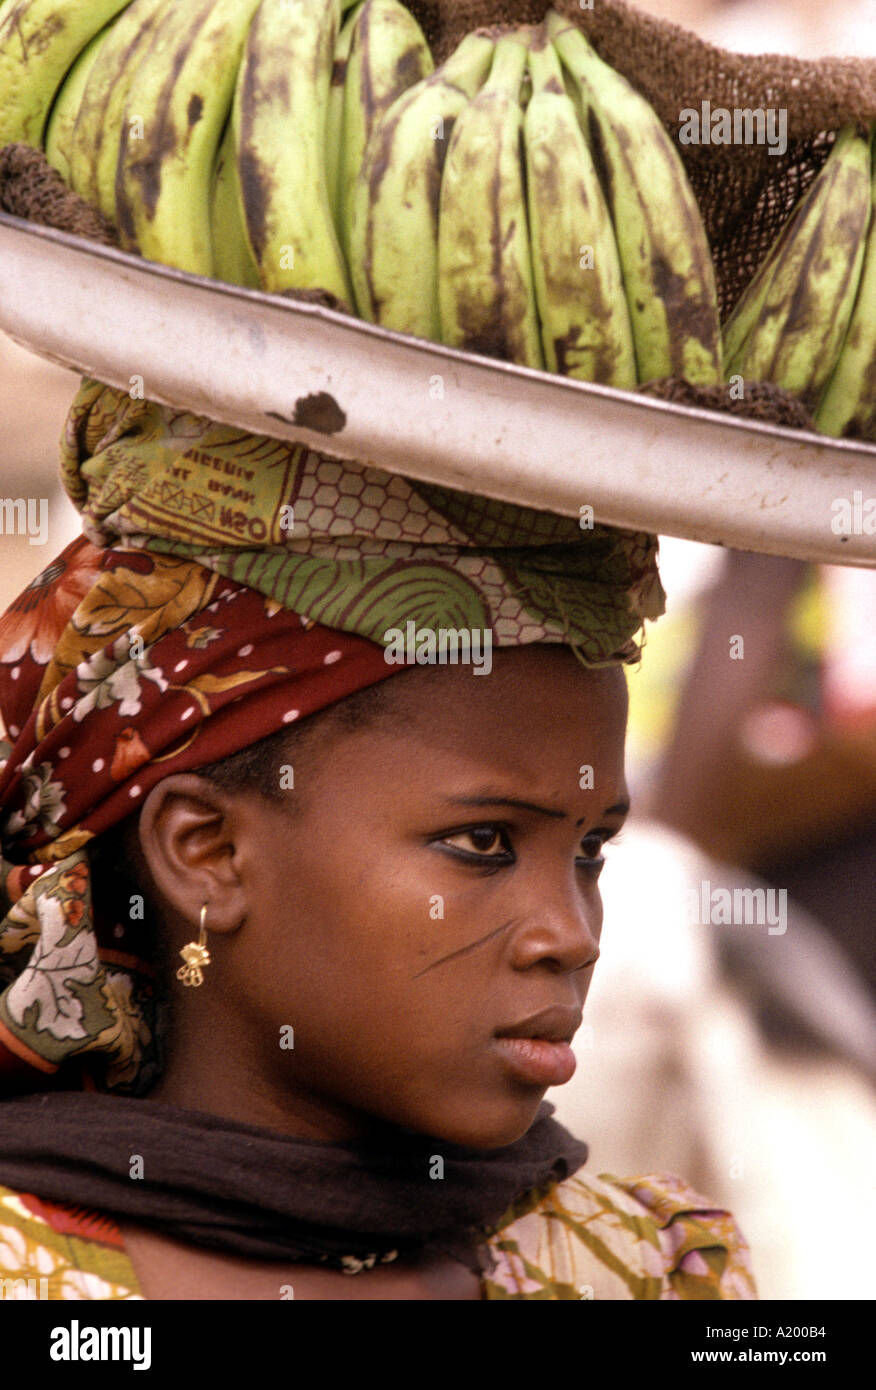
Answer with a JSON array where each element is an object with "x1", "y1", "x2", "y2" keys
[
  {"x1": 267, "y1": 393, "x2": 347, "y2": 435},
  {"x1": 410, "y1": 919, "x2": 517, "y2": 978}
]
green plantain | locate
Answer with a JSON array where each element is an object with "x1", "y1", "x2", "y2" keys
[
  {"x1": 348, "y1": 30, "x2": 495, "y2": 337},
  {"x1": 326, "y1": 1, "x2": 365, "y2": 235},
  {"x1": 67, "y1": 0, "x2": 173, "y2": 222},
  {"x1": 547, "y1": 9, "x2": 722, "y2": 385},
  {"x1": 232, "y1": 0, "x2": 352, "y2": 305},
  {"x1": 725, "y1": 124, "x2": 872, "y2": 413},
  {"x1": 722, "y1": 196, "x2": 809, "y2": 370},
  {"x1": 438, "y1": 29, "x2": 544, "y2": 368},
  {"x1": 0, "y1": 0, "x2": 131, "y2": 147},
  {"x1": 114, "y1": 0, "x2": 262, "y2": 276},
  {"x1": 337, "y1": 0, "x2": 433, "y2": 261},
  {"x1": 815, "y1": 127, "x2": 876, "y2": 440},
  {"x1": 524, "y1": 27, "x2": 635, "y2": 386},
  {"x1": 44, "y1": 25, "x2": 114, "y2": 184},
  {"x1": 210, "y1": 112, "x2": 260, "y2": 290}
]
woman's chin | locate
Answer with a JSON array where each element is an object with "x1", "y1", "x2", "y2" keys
[{"x1": 412, "y1": 1094, "x2": 547, "y2": 1152}]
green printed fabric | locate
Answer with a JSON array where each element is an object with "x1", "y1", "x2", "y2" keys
[
  {"x1": 0, "y1": 1171, "x2": 758, "y2": 1300},
  {"x1": 60, "y1": 379, "x2": 666, "y2": 665}
]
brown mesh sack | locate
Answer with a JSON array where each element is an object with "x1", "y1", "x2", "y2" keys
[{"x1": 2, "y1": 0, "x2": 874, "y2": 429}]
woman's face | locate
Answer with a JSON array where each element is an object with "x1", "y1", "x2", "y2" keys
[{"x1": 148, "y1": 645, "x2": 629, "y2": 1149}]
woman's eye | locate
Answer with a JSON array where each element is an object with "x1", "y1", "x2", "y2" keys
[
  {"x1": 441, "y1": 826, "x2": 509, "y2": 857},
  {"x1": 436, "y1": 826, "x2": 617, "y2": 866}
]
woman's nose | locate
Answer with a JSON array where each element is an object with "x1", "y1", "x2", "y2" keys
[{"x1": 505, "y1": 888, "x2": 602, "y2": 974}]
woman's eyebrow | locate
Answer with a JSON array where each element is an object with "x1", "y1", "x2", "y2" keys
[{"x1": 443, "y1": 795, "x2": 631, "y2": 823}]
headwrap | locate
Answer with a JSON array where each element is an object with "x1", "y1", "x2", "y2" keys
[{"x1": 0, "y1": 379, "x2": 665, "y2": 1099}]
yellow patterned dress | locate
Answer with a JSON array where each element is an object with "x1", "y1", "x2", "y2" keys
[{"x1": 0, "y1": 1172, "x2": 756, "y2": 1300}]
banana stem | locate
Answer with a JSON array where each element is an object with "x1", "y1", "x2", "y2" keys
[
  {"x1": 543, "y1": 6, "x2": 576, "y2": 40},
  {"x1": 546, "y1": 9, "x2": 599, "y2": 79},
  {"x1": 526, "y1": 27, "x2": 565, "y2": 96},
  {"x1": 437, "y1": 31, "x2": 496, "y2": 89},
  {"x1": 482, "y1": 31, "x2": 529, "y2": 96}
]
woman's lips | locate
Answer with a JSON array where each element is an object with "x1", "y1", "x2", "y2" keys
[{"x1": 493, "y1": 1036, "x2": 577, "y2": 1087}]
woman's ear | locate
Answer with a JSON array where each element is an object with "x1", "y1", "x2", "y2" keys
[{"x1": 136, "y1": 774, "x2": 249, "y2": 937}]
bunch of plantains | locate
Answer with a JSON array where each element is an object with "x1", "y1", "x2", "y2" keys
[
  {"x1": 0, "y1": 0, "x2": 872, "y2": 436},
  {"x1": 353, "y1": 12, "x2": 722, "y2": 389},
  {"x1": 723, "y1": 123, "x2": 876, "y2": 441}
]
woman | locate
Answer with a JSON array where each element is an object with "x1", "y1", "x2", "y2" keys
[{"x1": 0, "y1": 379, "x2": 756, "y2": 1299}]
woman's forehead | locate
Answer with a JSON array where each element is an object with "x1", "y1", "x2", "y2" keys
[
  {"x1": 384, "y1": 646, "x2": 628, "y2": 723},
  {"x1": 313, "y1": 653, "x2": 629, "y2": 797}
]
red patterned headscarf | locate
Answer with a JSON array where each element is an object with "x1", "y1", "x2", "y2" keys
[{"x1": 0, "y1": 538, "x2": 403, "y2": 1096}]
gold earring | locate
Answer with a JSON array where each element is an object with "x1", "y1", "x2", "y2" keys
[{"x1": 177, "y1": 903, "x2": 211, "y2": 987}]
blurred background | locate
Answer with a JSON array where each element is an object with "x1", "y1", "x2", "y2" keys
[
  {"x1": 1, "y1": 0, "x2": 874, "y2": 1299},
  {"x1": 561, "y1": 0, "x2": 876, "y2": 1302}
]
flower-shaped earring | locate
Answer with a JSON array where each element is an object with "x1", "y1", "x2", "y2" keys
[{"x1": 177, "y1": 903, "x2": 211, "y2": 987}]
